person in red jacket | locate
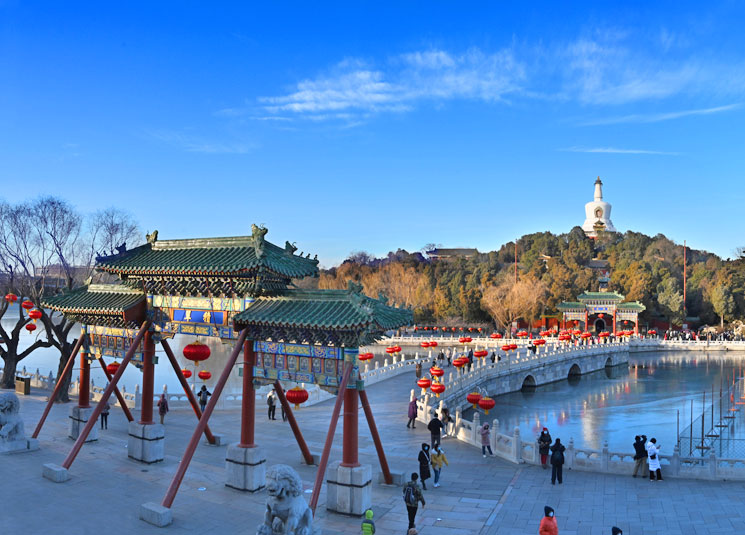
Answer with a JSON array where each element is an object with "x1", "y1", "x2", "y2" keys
[{"x1": 539, "y1": 506, "x2": 558, "y2": 535}]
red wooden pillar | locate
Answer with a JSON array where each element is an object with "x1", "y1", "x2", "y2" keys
[
  {"x1": 78, "y1": 327, "x2": 90, "y2": 408},
  {"x1": 613, "y1": 313, "x2": 617, "y2": 335},
  {"x1": 341, "y1": 348, "x2": 359, "y2": 468},
  {"x1": 239, "y1": 339, "x2": 256, "y2": 448},
  {"x1": 634, "y1": 316, "x2": 639, "y2": 336},
  {"x1": 140, "y1": 331, "x2": 155, "y2": 425},
  {"x1": 584, "y1": 310, "x2": 588, "y2": 333}
]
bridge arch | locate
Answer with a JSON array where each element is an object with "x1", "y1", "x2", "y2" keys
[
  {"x1": 568, "y1": 363, "x2": 581, "y2": 378},
  {"x1": 605, "y1": 356, "x2": 613, "y2": 368},
  {"x1": 521, "y1": 375, "x2": 536, "y2": 390}
]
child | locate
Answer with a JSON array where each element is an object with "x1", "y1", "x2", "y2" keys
[{"x1": 361, "y1": 508, "x2": 375, "y2": 534}]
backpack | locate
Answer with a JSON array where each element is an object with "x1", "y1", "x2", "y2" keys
[
  {"x1": 403, "y1": 484, "x2": 417, "y2": 506},
  {"x1": 266, "y1": 395, "x2": 272, "y2": 406},
  {"x1": 551, "y1": 448, "x2": 564, "y2": 465}
]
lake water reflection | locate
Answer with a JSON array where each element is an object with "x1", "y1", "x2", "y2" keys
[{"x1": 464, "y1": 351, "x2": 745, "y2": 454}]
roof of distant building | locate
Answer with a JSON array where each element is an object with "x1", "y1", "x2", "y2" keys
[{"x1": 426, "y1": 248, "x2": 479, "y2": 258}]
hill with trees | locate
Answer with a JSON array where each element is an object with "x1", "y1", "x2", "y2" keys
[{"x1": 319, "y1": 228, "x2": 745, "y2": 329}]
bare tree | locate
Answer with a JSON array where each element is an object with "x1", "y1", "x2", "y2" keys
[
  {"x1": 0, "y1": 198, "x2": 140, "y2": 397},
  {"x1": 481, "y1": 277, "x2": 547, "y2": 329}
]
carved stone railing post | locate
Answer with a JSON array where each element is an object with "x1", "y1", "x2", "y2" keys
[
  {"x1": 601, "y1": 440, "x2": 609, "y2": 471},
  {"x1": 472, "y1": 412, "x2": 481, "y2": 445},
  {"x1": 671, "y1": 444, "x2": 680, "y2": 476},
  {"x1": 511, "y1": 427, "x2": 521, "y2": 462},
  {"x1": 710, "y1": 451, "x2": 717, "y2": 478},
  {"x1": 566, "y1": 438, "x2": 575, "y2": 470},
  {"x1": 455, "y1": 408, "x2": 462, "y2": 437}
]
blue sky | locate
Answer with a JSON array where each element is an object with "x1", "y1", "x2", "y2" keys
[{"x1": 2, "y1": 2, "x2": 744, "y2": 266}]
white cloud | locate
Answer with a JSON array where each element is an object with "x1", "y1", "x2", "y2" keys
[
  {"x1": 579, "y1": 103, "x2": 742, "y2": 125},
  {"x1": 146, "y1": 130, "x2": 255, "y2": 154},
  {"x1": 560, "y1": 146, "x2": 679, "y2": 155}
]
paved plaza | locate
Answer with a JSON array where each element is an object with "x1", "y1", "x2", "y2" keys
[{"x1": 3, "y1": 371, "x2": 745, "y2": 534}]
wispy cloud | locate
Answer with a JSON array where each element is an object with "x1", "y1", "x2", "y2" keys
[
  {"x1": 560, "y1": 146, "x2": 680, "y2": 155},
  {"x1": 146, "y1": 130, "x2": 256, "y2": 154},
  {"x1": 578, "y1": 103, "x2": 742, "y2": 125},
  {"x1": 256, "y1": 48, "x2": 525, "y2": 121}
]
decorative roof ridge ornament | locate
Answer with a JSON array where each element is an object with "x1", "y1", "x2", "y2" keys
[
  {"x1": 377, "y1": 291, "x2": 388, "y2": 305},
  {"x1": 250, "y1": 224, "x2": 268, "y2": 259},
  {"x1": 285, "y1": 241, "x2": 298, "y2": 255},
  {"x1": 146, "y1": 230, "x2": 158, "y2": 244}
]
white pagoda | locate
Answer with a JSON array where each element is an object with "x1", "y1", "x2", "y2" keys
[{"x1": 582, "y1": 177, "x2": 616, "y2": 238}]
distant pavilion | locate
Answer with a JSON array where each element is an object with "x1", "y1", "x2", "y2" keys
[{"x1": 557, "y1": 291, "x2": 645, "y2": 334}]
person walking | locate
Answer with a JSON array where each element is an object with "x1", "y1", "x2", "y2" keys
[
  {"x1": 407, "y1": 397, "x2": 418, "y2": 429},
  {"x1": 198, "y1": 385, "x2": 211, "y2": 413},
  {"x1": 538, "y1": 427, "x2": 552, "y2": 469},
  {"x1": 539, "y1": 506, "x2": 558, "y2": 535},
  {"x1": 440, "y1": 407, "x2": 452, "y2": 437},
  {"x1": 611, "y1": 527, "x2": 623, "y2": 535},
  {"x1": 446, "y1": 348, "x2": 452, "y2": 367},
  {"x1": 157, "y1": 393, "x2": 169, "y2": 424},
  {"x1": 100, "y1": 402, "x2": 110, "y2": 430},
  {"x1": 550, "y1": 438, "x2": 565, "y2": 485},
  {"x1": 430, "y1": 446, "x2": 449, "y2": 487},
  {"x1": 403, "y1": 473, "x2": 425, "y2": 533},
  {"x1": 647, "y1": 438, "x2": 663, "y2": 481},
  {"x1": 632, "y1": 435, "x2": 648, "y2": 478},
  {"x1": 415, "y1": 361, "x2": 422, "y2": 380},
  {"x1": 361, "y1": 508, "x2": 375, "y2": 534},
  {"x1": 427, "y1": 416, "x2": 444, "y2": 449},
  {"x1": 417, "y1": 443, "x2": 432, "y2": 490},
  {"x1": 479, "y1": 423, "x2": 494, "y2": 457},
  {"x1": 266, "y1": 389, "x2": 276, "y2": 420}
]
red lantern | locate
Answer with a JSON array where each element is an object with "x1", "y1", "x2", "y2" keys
[
  {"x1": 4, "y1": 293, "x2": 18, "y2": 303},
  {"x1": 286, "y1": 386, "x2": 309, "y2": 409},
  {"x1": 433, "y1": 327, "x2": 438, "y2": 331},
  {"x1": 478, "y1": 327, "x2": 483, "y2": 332},
  {"x1": 598, "y1": 313, "x2": 605, "y2": 319},
  {"x1": 430, "y1": 366, "x2": 444, "y2": 378},
  {"x1": 451, "y1": 327, "x2": 457, "y2": 332},
  {"x1": 581, "y1": 332, "x2": 592, "y2": 339},
  {"x1": 21, "y1": 300, "x2": 34, "y2": 310},
  {"x1": 28, "y1": 309, "x2": 42, "y2": 322},
  {"x1": 572, "y1": 329, "x2": 582, "y2": 336},
  {"x1": 183, "y1": 341, "x2": 211, "y2": 365},
  {"x1": 509, "y1": 344, "x2": 517, "y2": 350},
  {"x1": 385, "y1": 346, "x2": 396, "y2": 354},
  {"x1": 517, "y1": 331, "x2": 528, "y2": 337},
  {"x1": 478, "y1": 396, "x2": 496, "y2": 414},
  {"x1": 490, "y1": 333, "x2": 499, "y2": 339},
  {"x1": 474, "y1": 350, "x2": 488, "y2": 358},
  {"x1": 420, "y1": 341, "x2": 430, "y2": 348},
  {"x1": 430, "y1": 382, "x2": 445, "y2": 397},
  {"x1": 599, "y1": 332, "x2": 609, "y2": 338},
  {"x1": 466, "y1": 392, "x2": 482, "y2": 408},
  {"x1": 494, "y1": 333, "x2": 503, "y2": 339},
  {"x1": 459, "y1": 327, "x2": 464, "y2": 331},
  {"x1": 534, "y1": 339, "x2": 546, "y2": 345},
  {"x1": 468, "y1": 327, "x2": 474, "y2": 332},
  {"x1": 501, "y1": 344, "x2": 511, "y2": 351},
  {"x1": 453, "y1": 357, "x2": 467, "y2": 368},
  {"x1": 25, "y1": 323, "x2": 36, "y2": 332},
  {"x1": 417, "y1": 378, "x2": 431, "y2": 394},
  {"x1": 358, "y1": 352, "x2": 374, "y2": 361},
  {"x1": 429, "y1": 341, "x2": 438, "y2": 348},
  {"x1": 649, "y1": 330, "x2": 657, "y2": 335},
  {"x1": 198, "y1": 370, "x2": 212, "y2": 381},
  {"x1": 181, "y1": 368, "x2": 192, "y2": 379},
  {"x1": 106, "y1": 361, "x2": 120, "y2": 375}
]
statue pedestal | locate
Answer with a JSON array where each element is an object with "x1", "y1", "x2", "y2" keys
[
  {"x1": 325, "y1": 461, "x2": 371, "y2": 516},
  {"x1": 68, "y1": 406, "x2": 98, "y2": 442},
  {"x1": 225, "y1": 443, "x2": 266, "y2": 492},
  {"x1": 0, "y1": 438, "x2": 38, "y2": 454},
  {"x1": 127, "y1": 422, "x2": 164, "y2": 464}
]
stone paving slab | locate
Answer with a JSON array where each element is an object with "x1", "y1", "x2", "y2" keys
[{"x1": 5, "y1": 369, "x2": 745, "y2": 534}]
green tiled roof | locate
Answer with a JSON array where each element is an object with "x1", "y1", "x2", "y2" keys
[
  {"x1": 557, "y1": 302, "x2": 585, "y2": 310},
  {"x1": 577, "y1": 291, "x2": 625, "y2": 302},
  {"x1": 42, "y1": 284, "x2": 145, "y2": 314},
  {"x1": 234, "y1": 288, "x2": 413, "y2": 330},
  {"x1": 617, "y1": 301, "x2": 646, "y2": 311},
  {"x1": 96, "y1": 226, "x2": 319, "y2": 280}
]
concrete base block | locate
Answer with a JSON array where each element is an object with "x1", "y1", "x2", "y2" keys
[
  {"x1": 68, "y1": 406, "x2": 98, "y2": 442},
  {"x1": 127, "y1": 422, "x2": 165, "y2": 464},
  {"x1": 302, "y1": 452, "x2": 320, "y2": 465},
  {"x1": 225, "y1": 443, "x2": 266, "y2": 492},
  {"x1": 377, "y1": 469, "x2": 405, "y2": 486},
  {"x1": 42, "y1": 463, "x2": 70, "y2": 483},
  {"x1": 139, "y1": 502, "x2": 173, "y2": 527},
  {"x1": 0, "y1": 437, "x2": 39, "y2": 454},
  {"x1": 325, "y1": 462, "x2": 372, "y2": 516},
  {"x1": 205, "y1": 433, "x2": 224, "y2": 446}
]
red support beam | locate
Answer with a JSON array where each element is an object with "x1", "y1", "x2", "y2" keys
[
  {"x1": 274, "y1": 380, "x2": 314, "y2": 464},
  {"x1": 32, "y1": 335, "x2": 84, "y2": 439},
  {"x1": 309, "y1": 362, "x2": 353, "y2": 515},
  {"x1": 341, "y1": 387, "x2": 359, "y2": 467},
  {"x1": 359, "y1": 389, "x2": 392, "y2": 484},
  {"x1": 240, "y1": 340, "x2": 256, "y2": 448},
  {"x1": 96, "y1": 356, "x2": 134, "y2": 422},
  {"x1": 62, "y1": 321, "x2": 151, "y2": 469},
  {"x1": 160, "y1": 339, "x2": 216, "y2": 444},
  {"x1": 160, "y1": 329, "x2": 247, "y2": 509},
  {"x1": 139, "y1": 331, "x2": 156, "y2": 425},
  {"x1": 79, "y1": 343, "x2": 90, "y2": 408}
]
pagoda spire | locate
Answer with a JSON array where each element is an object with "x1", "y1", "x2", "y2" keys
[{"x1": 594, "y1": 176, "x2": 603, "y2": 201}]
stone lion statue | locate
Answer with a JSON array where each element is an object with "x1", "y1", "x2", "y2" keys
[
  {"x1": 0, "y1": 392, "x2": 25, "y2": 443},
  {"x1": 256, "y1": 464, "x2": 313, "y2": 535}
]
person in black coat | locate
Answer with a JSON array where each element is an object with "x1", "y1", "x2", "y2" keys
[
  {"x1": 632, "y1": 435, "x2": 648, "y2": 478},
  {"x1": 550, "y1": 438, "x2": 566, "y2": 485},
  {"x1": 417, "y1": 443, "x2": 432, "y2": 490},
  {"x1": 427, "y1": 416, "x2": 444, "y2": 449}
]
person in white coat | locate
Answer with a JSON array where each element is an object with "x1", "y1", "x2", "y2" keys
[{"x1": 646, "y1": 437, "x2": 663, "y2": 481}]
